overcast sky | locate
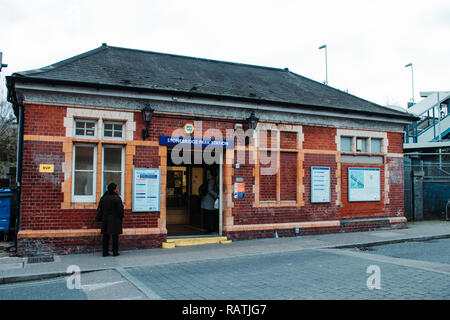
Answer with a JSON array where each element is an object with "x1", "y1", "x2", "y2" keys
[{"x1": 1, "y1": 0, "x2": 449, "y2": 108}]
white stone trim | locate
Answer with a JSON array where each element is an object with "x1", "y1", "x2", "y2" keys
[
  {"x1": 336, "y1": 129, "x2": 388, "y2": 154},
  {"x1": 64, "y1": 107, "x2": 136, "y2": 141}
]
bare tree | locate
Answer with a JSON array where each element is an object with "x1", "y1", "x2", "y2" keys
[{"x1": 0, "y1": 75, "x2": 17, "y2": 178}]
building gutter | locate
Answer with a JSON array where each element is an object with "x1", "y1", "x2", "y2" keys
[{"x1": 5, "y1": 78, "x2": 24, "y2": 252}]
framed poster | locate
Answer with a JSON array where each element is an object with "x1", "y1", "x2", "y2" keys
[
  {"x1": 132, "y1": 168, "x2": 161, "y2": 212},
  {"x1": 311, "y1": 167, "x2": 330, "y2": 203},
  {"x1": 348, "y1": 167, "x2": 380, "y2": 202}
]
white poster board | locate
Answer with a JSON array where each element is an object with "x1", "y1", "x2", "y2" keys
[
  {"x1": 311, "y1": 167, "x2": 330, "y2": 203},
  {"x1": 348, "y1": 167, "x2": 380, "y2": 202},
  {"x1": 132, "y1": 168, "x2": 161, "y2": 212}
]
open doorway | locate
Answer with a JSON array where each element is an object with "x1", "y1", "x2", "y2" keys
[{"x1": 166, "y1": 149, "x2": 220, "y2": 236}]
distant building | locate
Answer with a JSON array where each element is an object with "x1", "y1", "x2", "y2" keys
[
  {"x1": 404, "y1": 91, "x2": 450, "y2": 151},
  {"x1": 7, "y1": 44, "x2": 417, "y2": 256},
  {"x1": 403, "y1": 92, "x2": 450, "y2": 220}
]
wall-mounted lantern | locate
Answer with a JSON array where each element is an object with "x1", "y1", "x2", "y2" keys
[
  {"x1": 245, "y1": 111, "x2": 259, "y2": 145},
  {"x1": 247, "y1": 111, "x2": 259, "y2": 130},
  {"x1": 142, "y1": 104, "x2": 154, "y2": 140}
]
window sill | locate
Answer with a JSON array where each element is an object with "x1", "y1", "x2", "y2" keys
[
  {"x1": 340, "y1": 152, "x2": 385, "y2": 156},
  {"x1": 254, "y1": 201, "x2": 299, "y2": 208}
]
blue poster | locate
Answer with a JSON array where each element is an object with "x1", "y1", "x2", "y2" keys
[
  {"x1": 132, "y1": 168, "x2": 161, "y2": 212},
  {"x1": 311, "y1": 167, "x2": 330, "y2": 203},
  {"x1": 348, "y1": 168, "x2": 380, "y2": 202}
]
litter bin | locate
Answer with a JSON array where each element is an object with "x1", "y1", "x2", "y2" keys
[{"x1": 0, "y1": 189, "x2": 13, "y2": 241}]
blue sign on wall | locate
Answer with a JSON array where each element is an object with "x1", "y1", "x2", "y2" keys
[
  {"x1": 132, "y1": 168, "x2": 161, "y2": 212},
  {"x1": 159, "y1": 136, "x2": 235, "y2": 149},
  {"x1": 348, "y1": 167, "x2": 380, "y2": 202}
]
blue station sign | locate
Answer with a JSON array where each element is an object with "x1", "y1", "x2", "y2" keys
[{"x1": 159, "y1": 136, "x2": 235, "y2": 149}]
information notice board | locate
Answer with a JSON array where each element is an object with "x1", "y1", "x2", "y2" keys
[
  {"x1": 132, "y1": 168, "x2": 161, "y2": 212},
  {"x1": 311, "y1": 167, "x2": 330, "y2": 203},
  {"x1": 348, "y1": 167, "x2": 380, "y2": 202}
]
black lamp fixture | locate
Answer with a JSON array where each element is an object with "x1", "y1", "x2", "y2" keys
[
  {"x1": 247, "y1": 111, "x2": 259, "y2": 130},
  {"x1": 142, "y1": 104, "x2": 154, "y2": 140},
  {"x1": 245, "y1": 111, "x2": 259, "y2": 145}
]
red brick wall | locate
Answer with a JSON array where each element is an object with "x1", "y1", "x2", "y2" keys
[
  {"x1": 133, "y1": 146, "x2": 160, "y2": 168},
  {"x1": 280, "y1": 152, "x2": 297, "y2": 201},
  {"x1": 24, "y1": 104, "x2": 66, "y2": 136},
  {"x1": 21, "y1": 140, "x2": 65, "y2": 230},
  {"x1": 129, "y1": 145, "x2": 161, "y2": 228},
  {"x1": 259, "y1": 150, "x2": 277, "y2": 202},
  {"x1": 387, "y1": 132, "x2": 404, "y2": 153},
  {"x1": 232, "y1": 150, "x2": 255, "y2": 224},
  {"x1": 17, "y1": 234, "x2": 165, "y2": 256},
  {"x1": 386, "y1": 132, "x2": 404, "y2": 217},
  {"x1": 134, "y1": 113, "x2": 235, "y2": 142},
  {"x1": 280, "y1": 131, "x2": 297, "y2": 149},
  {"x1": 302, "y1": 126, "x2": 336, "y2": 150},
  {"x1": 337, "y1": 163, "x2": 386, "y2": 218},
  {"x1": 302, "y1": 153, "x2": 338, "y2": 221},
  {"x1": 19, "y1": 103, "x2": 407, "y2": 252},
  {"x1": 387, "y1": 156, "x2": 404, "y2": 217}
]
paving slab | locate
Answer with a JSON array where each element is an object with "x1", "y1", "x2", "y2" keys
[{"x1": 0, "y1": 220, "x2": 449, "y2": 284}]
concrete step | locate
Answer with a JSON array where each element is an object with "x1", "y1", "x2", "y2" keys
[{"x1": 162, "y1": 236, "x2": 231, "y2": 248}]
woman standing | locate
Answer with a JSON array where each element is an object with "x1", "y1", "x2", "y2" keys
[
  {"x1": 96, "y1": 183, "x2": 124, "y2": 256},
  {"x1": 201, "y1": 168, "x2": 218, "y2": 233}
]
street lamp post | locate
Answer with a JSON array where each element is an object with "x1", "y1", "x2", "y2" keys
[
  {"x1": 318, "y1": 44, "x2": 328, "y2": 85},
  {"x1": 0, "y1": 52, "x2": 8, "y2": 72},
  {"x1": 405, "y1": 63, "x2": 414, "y2": 103}
]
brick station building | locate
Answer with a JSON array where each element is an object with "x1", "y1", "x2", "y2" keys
[{"x1": 6, "y1": 44, "x2": 417, "y2": 256}]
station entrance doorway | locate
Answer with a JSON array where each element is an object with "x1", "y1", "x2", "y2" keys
[{"x1": 166, "y1": 148, "x2": 221, "y2": 236}]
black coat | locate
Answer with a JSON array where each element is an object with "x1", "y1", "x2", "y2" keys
[{"x1": 96, "y1": 192, "x2": 124, "y2": 235}]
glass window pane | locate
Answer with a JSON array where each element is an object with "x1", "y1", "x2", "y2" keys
[
  {"x1": 75, "y1": 146, "x2": 94, "y2": 170},
  {"x1": 113, "y1": 129, "x2": 123, "y2": 138},
  {"x1": 103, "y1": 172, "x2": 122, "y2": 195},
  {"x1": 341, "y1": 137, "x2": 352, "y2": 152},
  {"x1": 86, "y1": 122, "x2": 95, "y2": 130},
  {"x1": 74, "y1": 172, "x2": 93, "y2": 195},
  {"x1": 356, "y1": 138, "x2": 367, "y2": 152},
  {"x1": 104, "y1": 123, "x2": 113, "y2": 130},
  {"x1": 75, "y1": 128, "x2": 85, "y2": 136},
  {"x1": 75, "y1": 120, "x2": 96, "y2": 137},
  {"x1": 75, "y1": 121, "x2": 85, "y2": 130},
  {"x1": 85, "y1": 128, "x2": 95, "y2": 136},
  {"x1": 104, "y1": 129, "x2": 113, "y2": 137},
  {"x1": 104, "y1": 148, "x2": 122, "y2": 171},
  {"x1": 371, "y1": 138, "x2": 381, "y2": 153}
]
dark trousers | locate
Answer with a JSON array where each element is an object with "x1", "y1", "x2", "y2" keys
[
  {"x1": 203, "y1": 209, "x2": 217, "y2": 233},
  {"x1": 102, "y1": 234, "x2": 119, "y2": 255}
]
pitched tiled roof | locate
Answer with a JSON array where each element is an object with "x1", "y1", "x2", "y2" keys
[{"x1": 11, "y1": 44, "x2": 415, "y2": 119}]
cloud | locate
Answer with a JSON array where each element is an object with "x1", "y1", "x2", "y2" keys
[{"x1": 1, "y1": 0, "x2": 449, "y2": 107}]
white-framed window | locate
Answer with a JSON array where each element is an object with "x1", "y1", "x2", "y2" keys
[
  {"x1": 339, "y1": 134, "x2": 384, "y2": 154},
  {"x1": 102, "y1": 145, "x2": 125, "y2": 198},
  {"x1": 103, "y1": 121, "x2": 124, "y2": 140},
  {"x1": 72, "y1": 144, "x2": 97, "y2": 202},
  {"x1": 74, "y1": 119, "x2": 97, "y2": 138}
]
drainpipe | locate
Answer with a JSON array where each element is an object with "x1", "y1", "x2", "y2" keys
[{"x1": 12, "y1": 102, "x2": 24, "y2": 252}]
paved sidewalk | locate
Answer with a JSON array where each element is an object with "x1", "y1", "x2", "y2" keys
[{"x1": 0, "y1": 220, "x2": 449, "y2": 284}]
